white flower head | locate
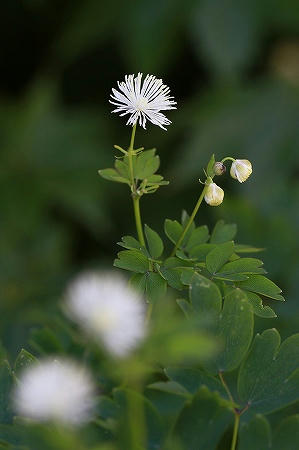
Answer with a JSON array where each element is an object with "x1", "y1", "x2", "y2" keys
[
  {"x1": 230, "y1": 159, "x2": 252, "y2": 183},
  {"x1": 204, "y1": 182, "x2": 224, "y2": 206},
  {"x1": 13, "y1": 359, "x2": 95, "y2": 425},
  {"x1": 110, "y1": 73, "x2": 176, "y2": 130},
  {"x1": 64, "y1": 272, "x2": 146, "y2": 357}
]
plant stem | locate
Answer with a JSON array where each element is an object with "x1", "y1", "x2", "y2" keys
[
  {"x1": 128, "y1": 124, "x2": 137, "y2": 188},
  {"x1": 127, "y1": 124, "x2": 146, "y2": 246},
  {"x1": 218, "y1": 372, "x2": 234, "y2": 405},
  {"x1": 170, "y1": 184, "x2": 208, "y2": 257},
  {"x1": 231, "y1": 413, "x2": 240, "y2": 450},
  {"x1": 133, "y1": 195, "x2": 145, "y2": 246},
  {"x1": 221, "y1": 156, "x2": 235, "y2": 163}
]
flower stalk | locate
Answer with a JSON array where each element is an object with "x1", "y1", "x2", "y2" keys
[
  {"x1": 127, "y1": 124, "x2": 146, "y2": 246},
  {"x1": 170, "y1": 183, "x2": 208, "y2": 257}
]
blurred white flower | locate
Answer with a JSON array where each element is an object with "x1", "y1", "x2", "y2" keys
[
  {"x1": 65, "y1": 272, "x2": 146, "y2": 357},
  {"x1": 13, "y1": 359, "x2": 95, "y2": 425},
  {"x1": 204, "y1": 182, "x2": 224, "y2": 206},
  {"x1": 110, "y1": 73, "x2": 176, "y2": 130},
  {"x1": 230, "y1": 159, "x2": 252, "y2": 183}
]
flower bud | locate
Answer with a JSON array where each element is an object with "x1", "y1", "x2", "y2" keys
[
  {"x1": 230, "y1": 159, "x2": 252, "y2": 183},
  {"x1": 204, "y1": 182, "x2": 224, "y2": 206},
  {"x1": 213, "y1": 162, "x2": 226, "y2": 176}
]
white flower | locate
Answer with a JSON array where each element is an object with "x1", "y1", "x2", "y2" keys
[
  {"x1": 230, "y1": 159, "x2": 252, "y2": 183},
  {"x1": 204, "y1": 182, "x2": 224, "y2": 206},
  {"x1": 13, "y1": 359, "x2": 95, "y2": 425},
  {"x1": 64, "y1": 272, "x2": 146, "y2": 357},
  {"x1": 110, "y1": 73, "x2": 176, "y2": 130}
]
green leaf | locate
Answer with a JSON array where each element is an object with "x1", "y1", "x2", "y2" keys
[
  {"x1": 245, "y1": 291, "x2": 277, "y2": 318},
  {"x1": 220, "y1": 258, "x2": 265, "y2": 275},
  {"x1": 206, "y1": 154, "x2": 216, "y2": 177},
  {"x1": 135, "y1": 149, "x2": 160, "y2": 179},
  {"x1": 14, "y1": 349, "x2": 37, "y2": 376},
  {"x1": 129, "y1": 273, "x2": 146, "y2": 295},
  {"x1": 0, "y1": 361, "x2": 14, "y2": 424},
  {"x1": 238, "y1": 329, "x2": 299, "y2": 414},
  {"x1": 164, "y1": 219, "x2": 183, "y2": 246},
  {"x1": 166, "y1": 367, "x2": 226, "y2": 397},
  {"x1": 239, "y1": 415, "x2": 271, "y2": 450},
  {"x1": 186, "y1": 273, "x2": 222, "y2": 320},
  {"x1": 115, "y1": 159, "x2": 130, "y2": 180},
  {"x1": 188, "y1": 243, "x2": 217, "y2": 261},
  {"x1": 114, "y1": 249, "x2": 149, "y2": 273},
  {"x1": 213, "y1": 273, "x2": 249, "y2": 282},
  {"x1": 176, "y1": 299, "x2": 194, "y2": 318},
  {"x1": 272, "y1": 415, "x2": 299, "y2": 450},
  {"x1": 234, "y1": 244, "x2": 264, "y2": 254},
  {"x1": 237, "y1": 275, "x2": 285, "y2": 301},
  {"x1": 210, "y1": 220, "x2": 237, "y2": 244},
  {"x1": 206, "y1": 241, "x2": 234, "y2": 274},
  {"x1": 173, "y1": 387, "x2": 233, "y2": 450},
  {"x1": 145, "y1": 272, "x2": 167, "y2": 304},
  {"x1": 205, "y1": 289, "x2": 254, "y2": 375},
  {"x1": 185, "y1": 225, "x2": 210, "y2": 252},
  {"x1": 117, "y1": 235, "x2": 145, "y2": 252},
  {"x1": 98, "y1": 168, "x2": 129, "y2": 184},
  {"x1": 147, "y1": 381, "x2": 189, "y2": 397},
  {"x1": 160, "y1": 267, "x2": 185, "y2": 290},
  {"x1": 144, "y1": 225, "x2": 164, "y2": 259}
]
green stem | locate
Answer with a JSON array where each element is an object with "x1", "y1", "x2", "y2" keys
[
  {"x1": 170, "y1": 184, "x2": 208, "y2": 257},
  {"x1": 133, "y1": 196, "x2": 145, "y2": 246},
  {"x1": 218, "y1": 372, "x2": 234, "y2": 405},
  {"x1": 127, "y1": 125, "x2": 146, "y2": 246},
  {"x1": 221, "y1": 156, "x2": 235, "y2": 163},
  {"x1": 128, "y1": 124, "x2": 137, "y2": 188},
  {"x1": 231, "y1": 413, "x2": 240, "y2": 450}
]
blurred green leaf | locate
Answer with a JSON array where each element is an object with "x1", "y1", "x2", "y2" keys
[
  {"x1": 173, "y1": 387, "x2": 233, "y2": 450},
  {"x1": 239, "y1": 415, "x2": 271, "y2": 450},
  {"x1": 14, "y1": 349, "x2": 37, "y2": 376},
  {"x1": 0, "y1": 361, "x2": 14, "y2": 424},
  {"x1": 272, "y1": 414, "x2": 299, "y2": 450},
  {"x1": 166, "y1": 367, "x2": 226, "y2": 397},
  {"x1": 238, "y1": 329, "x2": 299, "y2": 414}
]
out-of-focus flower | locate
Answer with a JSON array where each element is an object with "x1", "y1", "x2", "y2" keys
[
  {"x1": 204, "y1": 182, "x2": 224, "y2": 206},
  {"x1": 64, "y1": 272, "x2": 146, "y2": 357},
  {"x1": 13, "y1": 359, "x2": 95, "y2": 425},
  {"x1": 213, "y1": 162, "x2": 226, "y2": 176},
  {"x1": 230, "y1": 159, "x2": 252, "y2": 183},
  {"x1": 110, "y1": 73, "x2": 176, "y2": 130}
]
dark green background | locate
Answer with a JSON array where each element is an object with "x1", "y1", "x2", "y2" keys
[{"x1": 1, "y1": 0, "x2": 299, "y2": 357}]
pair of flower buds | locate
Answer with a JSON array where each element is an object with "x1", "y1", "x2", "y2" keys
[{"x1": 204, "y1": 159, "x2": 252, "y2": 206}]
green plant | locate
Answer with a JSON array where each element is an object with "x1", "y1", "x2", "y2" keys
[{"x1": 0, "y1": 74, "x2": 298, "y2": 450}]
